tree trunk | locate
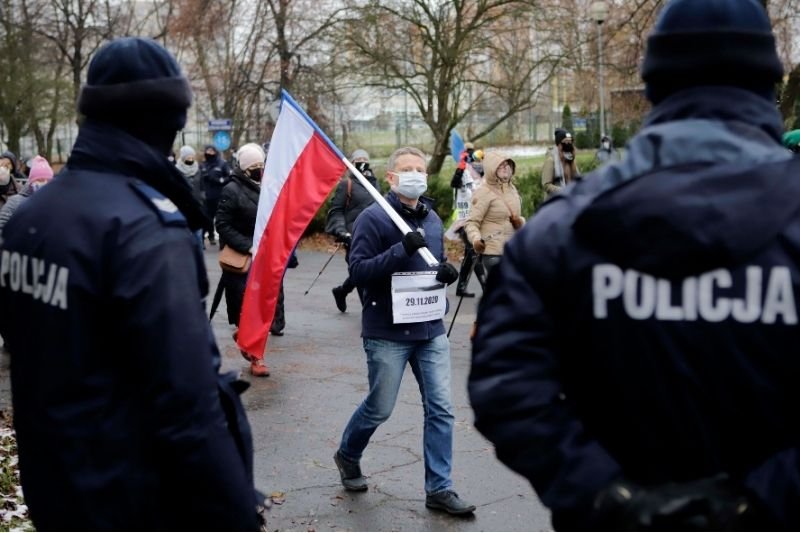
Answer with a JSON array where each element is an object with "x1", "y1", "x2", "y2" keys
[{"x1": 426, "y1": 133, "x2": 450, "y2": 175}]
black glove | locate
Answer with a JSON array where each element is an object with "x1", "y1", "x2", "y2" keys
[
  {"x1": 435, "y1": 262, "x2": 459, "y2": 285},
  {"x1": 336, "y1": 232, "x2": 352, "y2": 246},
  {"x1": 401, "y1": 231, "x2": 427, "y2": 256},
  {"x1": 450, "y1": 168, "x2": 464, "y2": 189},
  {"x1": 591, "y1": 475, "x2": 756, "y2": 531}
]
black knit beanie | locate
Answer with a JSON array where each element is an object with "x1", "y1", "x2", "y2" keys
[
  {"x1": 78, "y1": 38, "x2": 192, "y2": 152},
  {"x1": 641, "y1": 0, "x2": 783, "y2": 104}
]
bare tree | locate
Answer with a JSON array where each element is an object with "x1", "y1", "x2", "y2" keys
[
  {"x1": 36, "y1": 0, "x2": 131, "y2": 108},
  {"x1": 343, "y1": 0, "x2": 563, "y2": 174}
]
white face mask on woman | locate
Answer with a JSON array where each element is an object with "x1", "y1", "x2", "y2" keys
[
  {"x1": 0, "y1": 167, "x2": 11, "y2": 186},
  {"x1": 391, "y1": 171, "x2": 428, "y2": 199}
]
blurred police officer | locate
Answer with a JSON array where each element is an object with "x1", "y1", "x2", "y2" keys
[
  {"x1": 0, "y1": 38, "x2": 260, "y2": 530},
  {"x1": 470, "y1": 0, "x2": 798, "y2": 529}
]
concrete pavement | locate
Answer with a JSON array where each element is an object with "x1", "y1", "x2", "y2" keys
[{"x1": 207, "y1": 243, "x2": 550, "y2": 531}]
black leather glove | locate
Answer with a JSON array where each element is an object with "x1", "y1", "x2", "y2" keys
[
  {"x1": 337, "y1": 232, "x2": 352, "y2": 246},
  {"x1": 401, "y1": 231, "x2": 427, "y2": 256},
  {"x1": 435, "y1": 262, "x2": 459, "y2": 285},
  {"x1": 450, "y1": 168, "x2": 464, "y2": 189},
  {"x1": 591, "y1": 475, "x2": 757, "y2": 531}
]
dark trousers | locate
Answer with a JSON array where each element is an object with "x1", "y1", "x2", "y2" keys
[
  {"x1": 477, "y1": 255, "x2": 501, "y2": 288},
  {"x1": 223, "y1": 270, "x2": 285, "y2": 331},
  {"x1": 457, "y1": 229, "x2": 479, "y2": 291},
  {"x1": 206, "y1": 196, "x2": 221, "y2": 239},
  {"x1": 340, "y1": 245, "x2": 356, "y2": 294}
]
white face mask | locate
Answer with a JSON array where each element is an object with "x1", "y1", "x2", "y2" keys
[
  {"x1": 0, "y1": 167, "x2": 10, "y2": 186},
  {"x1": 391, "y1": 171, "x2": 428, "y2": 199},
  {"x1": 602, "y1": 141, "x2": 610, "y2": 150}
]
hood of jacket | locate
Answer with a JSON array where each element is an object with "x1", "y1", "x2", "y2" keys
[
  {"x1": 67, "y1": 119, "x2": 208, "y2": 230},
  {"x1": 571, "y1": 86, "x2": 796, "y2": 279},
  {"x1": 482, "y1": 151, "x2": 515, "y2": 188}
]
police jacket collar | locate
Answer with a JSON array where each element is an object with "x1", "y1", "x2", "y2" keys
[
  {"x1": 570, "y1": 87, "x2": 797, "y2": 279},
  {"x1": 643, "y1": 85, "x2": 783, "y2": 142},
  {"x1": 67, "y1": 119, "x2": 208, "y2": 231}
]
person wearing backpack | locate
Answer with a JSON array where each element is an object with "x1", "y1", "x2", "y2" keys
[{"x1": 326, "y1": 149, "x2": 377, "y2": 312}]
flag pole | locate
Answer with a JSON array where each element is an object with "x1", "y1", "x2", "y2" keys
[{"x1": 341, "y1": 158, "x2": 439, "y2": 268}]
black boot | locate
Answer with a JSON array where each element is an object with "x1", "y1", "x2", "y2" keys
[
  {"x1": 332, "y1": 286, "x2": 347, "y2": 312},
  {"x1": 456, "y1": 282, "x2": 475, "y2": 298}
]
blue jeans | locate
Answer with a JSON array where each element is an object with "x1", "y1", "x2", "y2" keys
[{"x1": 339, "y1": 334, "x2": 455, "y2": 494}]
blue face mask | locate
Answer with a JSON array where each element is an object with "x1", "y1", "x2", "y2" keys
[{"x1": 392, "y1": 171, "x2": 427, "y2": 199}]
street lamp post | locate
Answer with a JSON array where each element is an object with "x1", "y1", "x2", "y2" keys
[{"x1": 591, "y1": 1, "x2": 609, "y2": 139}]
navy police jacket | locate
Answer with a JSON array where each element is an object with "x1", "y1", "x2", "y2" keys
[
  {"x1": 349, "y1": 192, "x2": 447, "y2": 341},
  {"x1": 469, "y1": 87, "x2": 800, "y2": 529},
  {"x1": 0, "y1": 121, "x2": 259, "y2": 531}
]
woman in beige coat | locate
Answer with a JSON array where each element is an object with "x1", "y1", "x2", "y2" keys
[{"x1": 464, "y1": 151, "x2": 524, "y2": 283}]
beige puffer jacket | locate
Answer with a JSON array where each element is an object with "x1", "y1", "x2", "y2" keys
[{"x1": 464, "y1": 151, "x2": 523, "y2": 256}]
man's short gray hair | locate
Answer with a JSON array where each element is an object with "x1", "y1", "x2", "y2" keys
[{"x1": 386, "y1": 147, "x2": 427, "y2": 172}]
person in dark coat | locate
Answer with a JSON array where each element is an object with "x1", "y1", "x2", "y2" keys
[
  {"x1": 0, "y1": 38, "x2": 260, "y2": 531},
  {"x1": 469, "y1": 0, "x2": 796, "y2": 530},
  {"x1": 201, "y1": 144, "x2": 231, "y2": 245},
  {"x1": 326, "y1": 148, "x2": 376, "y2": 312},
  {"x1": 216, "y1": 143, "x2": 289, "y2": 377},
  {"x1": 594, "y1": 135, "x2": 620, "y2": 165}
]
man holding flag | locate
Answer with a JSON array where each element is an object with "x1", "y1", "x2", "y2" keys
[{"x1": 332, "y1": 147, "x2": 476, "y2": 516}]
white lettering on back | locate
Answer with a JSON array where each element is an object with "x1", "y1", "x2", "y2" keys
[
  {"x1": 592, "y1": 264, "x2": 797, "y2": 325},
  {"x1": 0, "y1": 252, "x2": 69, "y2": 310}
]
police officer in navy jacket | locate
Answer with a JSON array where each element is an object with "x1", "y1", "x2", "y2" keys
[
  {"x1": 470, "y1": 0, "x2": 800, "y2": 529},
  {"x1": 0, "y1": 38, "x2": 260, "y2": 530}
]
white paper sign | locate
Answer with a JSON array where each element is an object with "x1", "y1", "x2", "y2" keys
[{"x1": 391, "y1": 271, "x2": 447, "y2": 324}]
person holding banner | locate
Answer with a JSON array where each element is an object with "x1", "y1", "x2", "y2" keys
[
  {"x1": 448, "y1": 143, "x2": 485, "y2": 297},
  {"x1": 333, "y1": 147, "x2": 475, "y2": 516}
]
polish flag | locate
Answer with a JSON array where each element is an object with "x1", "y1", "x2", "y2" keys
[{"x1": 237, "y1": 90, "x2": 347, "y2": 358}]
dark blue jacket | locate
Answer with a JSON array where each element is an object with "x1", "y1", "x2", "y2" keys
[
  {"x1": 201, "y1": 146, "x2": 232, "y2": 201},
  {"x1": 469, "y1": 87, "x2": 800, "y2": 529},
  {"x1": 0, "y1": 121, "x2": 259, "y2": 531},
  {"x1": 350, "y1": 192, "x2": 446, "y2": 341}
]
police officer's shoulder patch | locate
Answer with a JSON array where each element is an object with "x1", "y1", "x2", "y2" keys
[{"x1": 129, "y1": 181, "x2": 187, "y2": 226}]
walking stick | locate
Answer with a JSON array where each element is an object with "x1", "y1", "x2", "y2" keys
[
  {"x1": 447, "y1": 257, "x2": 478, "y2": 338},
  {"x1": 447, "y1": 291, "x2": 466, "y2": 338},
  {"x1": 304, "y1": 242, "x2": 342, "y2": 295}
]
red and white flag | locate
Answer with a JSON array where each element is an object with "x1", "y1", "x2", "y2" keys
[{"x1": 237, "y1": 90, "x2": 347, "y2": 358}]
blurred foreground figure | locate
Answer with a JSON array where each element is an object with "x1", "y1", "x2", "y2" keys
[
  {"x1": 470, "y1": 0, "x2": 798, "y2": 529},
  {"x1": 0, "y1": 38, "x2": 260, "y2": 530}
]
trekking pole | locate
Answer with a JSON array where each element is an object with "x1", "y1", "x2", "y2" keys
[
  {"x1": 304, "y1": 242, "x2": 342, "y2": 295},
  {"x1": 447, "y1": 291, "x2": 466, "y2": 338},
  {"x1": 447, "y1": 257, "x2": 478, "y2": 338}
]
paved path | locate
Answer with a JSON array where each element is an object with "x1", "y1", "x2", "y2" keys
[{"x1": 207, "y1": 244, "x2": 550, "y2": 531}]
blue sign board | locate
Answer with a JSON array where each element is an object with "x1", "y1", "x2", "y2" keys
[
  {"x1": 213, "y1": 130, "x2": 232, "y2": 151},
  {"x1": 573, "y1": 118, "x2": 588, "y2": 132},
  {"x1": 208, "y1": 118, "x2": 233, "y2": 131}
]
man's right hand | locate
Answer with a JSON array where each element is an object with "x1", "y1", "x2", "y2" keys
[
  {"x1": 337, "y1": 232, "x2": 352, "y2": 246},
  {"x1": 401, "y1": 231, "x2": 427, "y2": 256},
  {"x1": 473, "y1": 239, "x2": 486, "y2": 254}
]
